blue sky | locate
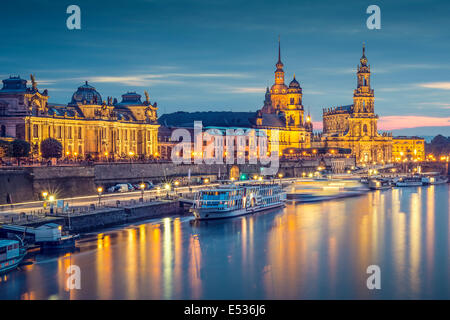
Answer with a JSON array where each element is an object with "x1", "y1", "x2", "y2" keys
[{"x1": 1, "y1": 0, "x2": 449, "y2": 135}]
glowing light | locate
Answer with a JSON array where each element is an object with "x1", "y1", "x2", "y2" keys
[{"x1": 97, "y1": 187, "x2": 103, "y2": 193}]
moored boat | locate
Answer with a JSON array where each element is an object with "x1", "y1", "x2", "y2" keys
[
  {"x1": 421, "y1": 175, "x2": 449, "y2": 185},
  {"x1": 190, "y1": 183, "x2": 286, "y2": 220},
  {"x1": 395, "y1": 176, "x2": 423, "y2": 187},
  {"x1": 0, "y1": 239, "x2": 27, "y2": 274},
  {"x1": 369, "y1": 178, "x2": 392, "y2": 190}
]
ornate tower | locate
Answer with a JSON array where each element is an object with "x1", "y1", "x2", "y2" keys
[
  {"x1": 353, "y1": 44, "x2": 374, "y2": 114},
  {"x1": 285, "y1": 75, "x2": 304, "y2": 128},
  {"x1": 349, "y1": 44, "x2": 378, "y2": 138},
  {"x1": 270, "y1": 38, "x2": 288, "y2": 111}
]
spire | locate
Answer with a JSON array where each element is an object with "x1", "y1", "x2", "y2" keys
[
  {"x1": 360, "y1": 42, "x2": 368, "y2": 66},
  {"x1": 276, "y1": 35, "x2": 284, "y2": 69},
  {"x1": 278, "y1": 35, "x2": 281, "y2": 63}
]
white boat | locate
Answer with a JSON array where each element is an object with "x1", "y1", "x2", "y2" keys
[
  {"x1": 190, "y1": 183, "x2": 286, "y2": 220},
  {"x1": 421, "y1": 175, "x2": 449, "y2": 185},
  {"x1": 395, "y1": 176, "x2": 423, "y2": 187},
  {"x1": 0, "y1": 239, "x2": 27, "y2": 274}
]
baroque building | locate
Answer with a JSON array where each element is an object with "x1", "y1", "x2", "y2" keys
[
  {"x1": 256, "y1": 40, "x2": 313, "y2": 154},
  {"x1": 319, "y1": 45, "x2": 392, "y2": 164},
  {"x1": 0, "y1": 76, "x2": 159, "y2": 160},
  {"x1": 392, "y1": 136, "x2": 425, "y2": 162}
]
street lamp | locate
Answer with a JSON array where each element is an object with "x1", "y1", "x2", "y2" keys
[
  {"x1": 278, "y1": 173, "x2": 283, "y2": 183},
  {"x1": 97, "y1": 187, "x2": 103, "y2": 205},
  {"x1": 140, "y1": 183, "x2": 145, "y2": 202},
  {"x1": 48, "y1": 195, "x2": 55, "y2": 214},
  {"x1": 42, "y1": 191, "x2": 48, "y2": 209}
]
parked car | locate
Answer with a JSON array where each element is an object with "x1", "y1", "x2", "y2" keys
[
  {"x1": 115, "y1": 184, "x2": 129, "y2": 193},
  {"x1": 145, "y1": 181, "x2": 154, "y2": 189},
  {"x1": 107, "y1": 186, "x2": 117, "y2": 193},
  {"x1": 126, "y1": 183, "x2": 134, "y2": 191}
]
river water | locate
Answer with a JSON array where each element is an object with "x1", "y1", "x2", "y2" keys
[{"x1": 1, "y1": 184, "x2": 449, "y2": 299}]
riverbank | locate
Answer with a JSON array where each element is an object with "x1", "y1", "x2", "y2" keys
[{"x1": 2, "y1": 200, "x2": 185, "y2": 233}]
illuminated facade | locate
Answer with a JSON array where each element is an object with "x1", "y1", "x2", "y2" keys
[
  {"x1": 392, "y1": 136, "x2": 425, "y2": 162},
  {"x1": 0, "y1": 76, "x2": 159, "y2": 159},
  {"x1": 320, "y1": 45, "x2": 392, "y2": 164},
  {"x1": 257, "y1": 40, "x2": 313, "y2": 154}
]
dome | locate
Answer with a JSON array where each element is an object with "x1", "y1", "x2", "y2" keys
[
  {"x1": 69, "y1": 81, "x2": 102, "y2": 105},
  {"x1": 288, "y1": 76, "x2": 301, "y2": 89},
  {"x1": 270, "y1": 83, "x2": 288, "y2": 94}
]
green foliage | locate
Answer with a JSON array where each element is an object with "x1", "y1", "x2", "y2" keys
[
  {"x1": 10, "y1": 139, "x2": 30, "y2": 158},
  {"x1": 0, "y1": 140, "x2": 11, "y2": 158},
  {"x1": 426, "y1": 135, "x2": 450, "y2": 157},
  {"x1": 40, "y1": 138, "x2": 63, "y2": 159}
]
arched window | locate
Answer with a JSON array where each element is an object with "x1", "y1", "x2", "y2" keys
[{"x1": 363, "y1": 124, "x2": 368, "y2": 135}]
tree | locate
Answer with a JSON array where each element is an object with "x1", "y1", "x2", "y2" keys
[
  {"x1": 10, "y1": 139, "x2": 30, "y2": 165},
  {"x1": 40, "y1": 138, "x2": 63, "y2": 159},
  {"x1": 0, "y1": 140, "x2": 11, "y2": 160}
]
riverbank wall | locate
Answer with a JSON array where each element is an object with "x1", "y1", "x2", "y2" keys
[
  {"x1": 59, "y1": 200, "x2": 184, "y2": 233},
  {"x1": 0, "y1": 158, "x2": 357, "y2": 204}
]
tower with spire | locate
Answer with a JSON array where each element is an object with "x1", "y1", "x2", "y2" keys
[
  {"x1": 255, "y1": 38, "x2": 312, "y2": 151},
  {"x1": 321, "y1": 43, "x2": 392, "y2": 164},
  {"x1": 353, "y1": 43, "x2": 374, "y2": 114}
]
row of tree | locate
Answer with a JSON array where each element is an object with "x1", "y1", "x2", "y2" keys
[
  {"x1": 0, "y1": 138, "x2": 63, "y2": 164},
  {"x1": 425, "y1": 135, "x2": 450, "y2": 157}
]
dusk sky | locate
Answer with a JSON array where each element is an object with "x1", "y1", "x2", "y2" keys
[{"x1": 1, "y1": 0, "x2": 449, "y2": 135}]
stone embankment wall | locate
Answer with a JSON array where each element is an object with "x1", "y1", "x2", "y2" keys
[
  {"x1": 60, "y1": 200, "x2": 183, "y2": 233},
  {"x1": 0, "y1": 157, "x2": 356, "y2": 204}
]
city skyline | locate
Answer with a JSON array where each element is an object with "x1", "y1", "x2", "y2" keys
[{"x1": 1, "y1": 0, "x2": 449, "y2": 136}]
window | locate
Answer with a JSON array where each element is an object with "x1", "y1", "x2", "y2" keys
[
  {"x1": 68, "y1": 127, "x2": 72, "y2": 139},
  {"x1": 78, "y1": 127, "x2": 82, "y2": 139},
  {"x1": 33, "y1": 124, "x2": 39, "y2": 138}
]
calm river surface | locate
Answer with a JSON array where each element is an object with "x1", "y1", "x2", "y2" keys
[{"x1": 1, "y1": 184, "x2": 449, "y2": 299}]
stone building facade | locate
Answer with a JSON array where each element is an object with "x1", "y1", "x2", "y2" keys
[
  {"x1": 319, "y1": 45, "x2": 392, "y2": 164},
  {"x1": 0, "y1": 76, "x2": 159, "y2": 160}
]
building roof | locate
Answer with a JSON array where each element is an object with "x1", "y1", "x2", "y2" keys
[
  {"x1": 158, "y1": 111, "x2": 256, "y2": 128},
  {"x1": 69, "y1": 81, "x2": 102, "y2": 106}
]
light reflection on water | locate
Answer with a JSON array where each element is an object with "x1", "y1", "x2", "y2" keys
[{"x1": 0, "y1": 184, "x2": 449, "y2": 300}]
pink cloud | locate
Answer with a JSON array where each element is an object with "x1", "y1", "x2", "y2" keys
[
  {"x1": 310, "y1": 116, "x2": 449, "y2": 131},
  {"x1": 378, "y1": 116, "x2": 450, "y2": 130},
  {"x1": 312, "y1": 121, "x2": 323, "y2": 130}
]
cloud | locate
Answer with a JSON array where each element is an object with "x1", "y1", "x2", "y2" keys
[
  {"x1": 417, "y1": 82, "x2": 450, "y2": 90},
  {"x1": 226, "y1": 87, "x2": 266, "y2": 94},
  {"x1": 378, "y1": 115, "x2": 450, "y2": 130},
  {"x1": 66, "y1": 72, "x2": 249, "y2": 87}
]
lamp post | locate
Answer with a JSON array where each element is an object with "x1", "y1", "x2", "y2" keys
[
  {"x1": 174, "y1": 180, "x2": 180, "y2": 195},
  {"x1": 278, "y1": 173, "x2": 283, "y2": 183},
  {"x1": 48, "y1": 195, "x2": 55, "y2": 214},
  {"x1": 97, "y1": 187, "x2": 103, "y2": 206},
  {"x1": 42, "y1": 191, "x2": 48, "y2": 210},
  {"x1": 140, "y1": 183, "x2": 145, "y2": 202}
]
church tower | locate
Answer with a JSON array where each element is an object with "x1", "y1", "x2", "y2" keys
[
  {"x1": 349, "y1": 44, "x2": 378, "y2": 138},
  {"x1": 269, "y1": 39, "x2": 289, "y2": 112},
  {"x1": 285, "y1": 74, "x2": 304, "y2": 128},
  {"x1": 353, "y1": 44, "x2": 374, "y2": 114}
]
